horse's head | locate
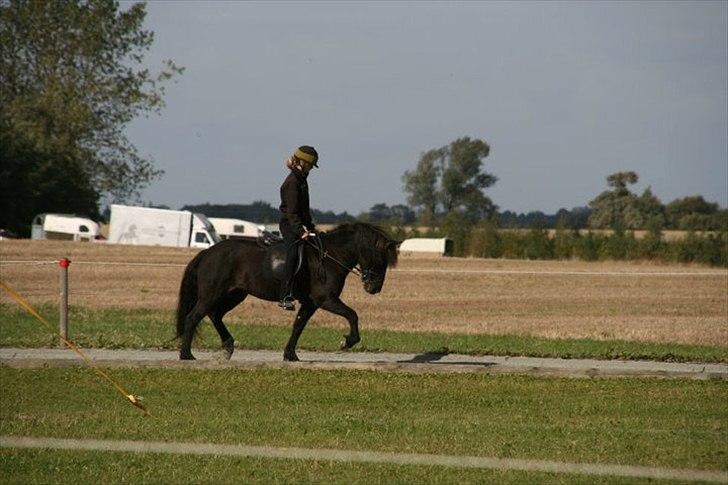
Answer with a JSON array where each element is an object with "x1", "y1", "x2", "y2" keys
[{"x1": 351, "y1": 223, "x2": 400, "y2": 294}]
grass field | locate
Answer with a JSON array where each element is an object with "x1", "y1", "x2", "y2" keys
[
  {"x1": 1, "y1": 367, "x2": 726, "y2": 481},
  {"x1": 2, "y1": 239, "x2": 727, "y2": 483},
  {"x1": 2, "y1": 304, "x2": 727, "y2": 363},
  {"x1": 1, "y1": 239, "x2": 726, "y2": 347},
  {"x1": 2, "y1": 449, "x2": 670, "y2": 485}
]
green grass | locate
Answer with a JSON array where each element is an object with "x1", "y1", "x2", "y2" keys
[
  {"x1": 1, "y1": 367, "x2": 726, "y2": 474},
  {"x1": 0, "y1": 449, "x2": 692, "y2": 485},
  {"x1": 2, "y1": 304, "x2": 726, "y2": 363}
]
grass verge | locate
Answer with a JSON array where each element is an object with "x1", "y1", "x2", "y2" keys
[
  {"x1": 1, "y1": 367, "x2": 726, "y2": 474},
  {"x1": 1, "y1": 304, "x2": 727, "y2": 363}
]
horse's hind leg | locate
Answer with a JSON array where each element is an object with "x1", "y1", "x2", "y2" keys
[
  {"x1": 209, "y1": 290, "x2": 246, "y2": 360},
  {"x1": 180, "y1": 301, "x2": 210, "y2": 360}
]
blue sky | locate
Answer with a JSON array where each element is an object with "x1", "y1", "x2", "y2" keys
[{"x1": 125, "y1": 1, "x2": 728, "y2": 214}]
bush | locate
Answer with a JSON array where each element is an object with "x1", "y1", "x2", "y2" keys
[
  {"x1": 466, "y1": 220, "x2": 502, "y2": 258},
  {"x1": 553, "y1": 227, "x2": 577, "y2": 259},
  {"x1": 441, "y1": 212, "x2": 472, "y2": 257},
  {"x1": 524, "y1": 227, "x2": 554, "y2": 259},
  {"x1": 573, "y1": 232, "x2": 600, "y2": 261}
]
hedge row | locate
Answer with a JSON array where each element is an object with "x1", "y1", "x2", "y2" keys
[{"x1": 389, "y1": 223, "x2": 728, "y2": 267}]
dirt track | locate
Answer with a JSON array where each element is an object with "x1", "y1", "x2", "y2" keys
[{"x1": 2, "y1": 347, "x2": 726, "y2": 380}]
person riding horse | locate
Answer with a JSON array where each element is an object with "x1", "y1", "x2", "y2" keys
[
  {"x1": 278, "y1": 145, "x2": 319, "y2": 310},
  {"x1": 175, "y1": 144, "x2": 399, "y2": 361}
]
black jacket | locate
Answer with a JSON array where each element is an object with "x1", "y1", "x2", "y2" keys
[{"x1": 279, "y1": 169, "x2": 315, "y2": 237}]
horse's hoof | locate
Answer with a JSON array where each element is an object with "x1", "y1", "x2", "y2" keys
[
  {"x1": 221, "y1": 338, "x2": 235, "y2": 361},
  {"x1": 340, "y1": 335, "x2": 360, "y2": 350},
  {"x1": 180, "y1": 353, "x2": 196, "y2": 361},
  {"x1": 283, "y1": 352, "x2": 299, "y2": 362}
]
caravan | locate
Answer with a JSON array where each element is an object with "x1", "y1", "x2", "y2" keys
[
  {"x1": 208, "y1": 218, "x2": 265, "y2": 241},
  {"x1": 31, "y1": 214, "x2": 100, "y2": 242}
]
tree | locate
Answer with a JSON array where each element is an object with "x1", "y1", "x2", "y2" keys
[
  {"x1": 0, "y1": 0, "x2": 182, "y2": 234},
  {"x1": 401, "y1": 148, "x2": 441, "y2": 224},
  {"x1": 665, "y1": 196, "x2": 720, "y2": 230},
  {"x1": 0, "y1": 127, "x2": 100, "y2": 231},
  {"x1": 589, "y1": 171, "x2": 652, "y2": 230},
  {"x1": 402, "y1": 137, "x2": 496, "y2": 224}
]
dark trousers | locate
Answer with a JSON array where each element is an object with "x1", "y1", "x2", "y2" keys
[{"x1": 279, "y1": 220, "x2": 299, "y2": 300}]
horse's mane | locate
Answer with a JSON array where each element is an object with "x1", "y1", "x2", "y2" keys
[{"x1": 324, "y1": 222, "x2": 399, "y2": 267}]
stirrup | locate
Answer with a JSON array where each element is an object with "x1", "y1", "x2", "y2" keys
[{"x1": 278, "y1": 297, "x2": 296, "y2": 311}]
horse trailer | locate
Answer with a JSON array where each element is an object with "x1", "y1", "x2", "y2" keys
[{"x1": 108, "y1": 205, "x2": 221, "y2": 249}]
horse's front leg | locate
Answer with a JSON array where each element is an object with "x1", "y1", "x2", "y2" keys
[
  {"x1": 283, "y1": 298, "x2": 317, "y2": 362},
  {"x1": 320, "y1": 297, "x2": 360, "y2": 350}
]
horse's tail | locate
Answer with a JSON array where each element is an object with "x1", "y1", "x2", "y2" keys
[{"x1": 176, "y1": 252, "x2": 204, "y2": 339}]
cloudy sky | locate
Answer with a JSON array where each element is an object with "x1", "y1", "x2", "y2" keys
[{"x1": 125, "y1": 1, "x2": 727, "y2": 215}]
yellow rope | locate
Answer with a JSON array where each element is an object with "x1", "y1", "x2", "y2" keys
[{"x1": 0, "y1": 280, "x2": 150, "y2": 417}]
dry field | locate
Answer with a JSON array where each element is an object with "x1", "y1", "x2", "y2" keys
[{"x1": 1, "y1": 239, "x2": 726, "y2": 346}]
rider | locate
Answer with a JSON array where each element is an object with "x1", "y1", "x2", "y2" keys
[{"x1": 278, "y1": 145, "x2": 318, "y2": 310}]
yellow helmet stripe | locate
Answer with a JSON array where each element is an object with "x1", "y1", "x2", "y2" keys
[{"x1": 294, "y1": 149, "x2": 316, "y2": 163}]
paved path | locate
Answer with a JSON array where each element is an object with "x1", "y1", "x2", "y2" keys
[
  {"x1": 1, "y1": 347, "x2": 726, "y2": 379},
  {"x1": 1, "y1": 436, "x2": 726, "y2": 483}
]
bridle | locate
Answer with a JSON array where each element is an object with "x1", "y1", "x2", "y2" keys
[{"x1": 305, "y1": 236, "x2": 380, "y2": 282}]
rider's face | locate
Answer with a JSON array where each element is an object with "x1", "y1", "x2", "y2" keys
[{"x1": 299, "y1": 160, "x2": 314, "y2": 174}]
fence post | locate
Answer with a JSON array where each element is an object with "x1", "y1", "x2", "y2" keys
[{"x1": 58, "y1": 258, "x2": 70, "y2": 346}]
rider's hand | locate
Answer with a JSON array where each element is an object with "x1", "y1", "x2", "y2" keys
[{"x1": 301, "y1": 227, "x2": 311, "y2": 240}]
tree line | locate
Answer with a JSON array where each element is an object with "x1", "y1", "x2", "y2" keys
[{"x1": 180, "y1": 202, "x2": 355, "y2": 225}]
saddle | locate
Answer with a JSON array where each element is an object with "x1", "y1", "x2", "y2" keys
[{"x1": 263, "y1": 240, "x2": 306, "y2": 282}]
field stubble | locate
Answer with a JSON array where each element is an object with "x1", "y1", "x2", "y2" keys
[{"x1": 1, "y1": 240, "x2": 726, "y2": 346}]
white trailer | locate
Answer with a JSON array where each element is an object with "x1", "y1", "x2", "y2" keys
[
  {"x1": 399, "y1": 238, "x2": 453, "y2": 257},
  {"x1": 108, "y1": 205, "x2": 220, "y2": 248},
  {"x1": 31, "y1": 214, "x2": 100, "y2": 242},
  {"x1": 208, "y1": 218, "x2": 265, "y2": 241}
]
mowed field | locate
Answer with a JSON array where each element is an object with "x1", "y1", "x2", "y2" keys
[{"x1": 1, "y1": 239, "x2": 726, "y2": 346}]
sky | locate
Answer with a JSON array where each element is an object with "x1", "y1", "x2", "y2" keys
[{"x1": 124, "y1": 1, "x2": 728, "y2": 215}]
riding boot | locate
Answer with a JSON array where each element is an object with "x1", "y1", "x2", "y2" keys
[
  {"x1": 278, "y1": 223, "x2": 299, "y2": 311},
  {"x1": 278, "y1": 278, "x2": 295, "y2": 311}
]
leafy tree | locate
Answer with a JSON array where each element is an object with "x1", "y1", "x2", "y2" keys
[
  {"x1": 402, "y1": 137, "x2": 496, "y2": 224},
  {"x1": 402, "y1": 149, "x2": 441, "y2": 224},
  {"x1": 588, "y1": 171, "x2": 638, "y2": 229},
  {"x1": 0, "y1": 128, "x2": 100, "y2": 233},
  {"x1": 665, "y1": 196, "x2": 720, "y2": 230},
  {"x1": 634, "y1": 187, "x2": 665, "y2": 228},
  {"x1": 588, "y1": 171, "x2": 664, "y2": 230},
  {"x1": 0, "y1": 0, "x2": 182, "y2": 233}
]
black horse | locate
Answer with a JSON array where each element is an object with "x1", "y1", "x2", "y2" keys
[{"x1": 175, "y1": 222, "x2": 399, "y2": 361}]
